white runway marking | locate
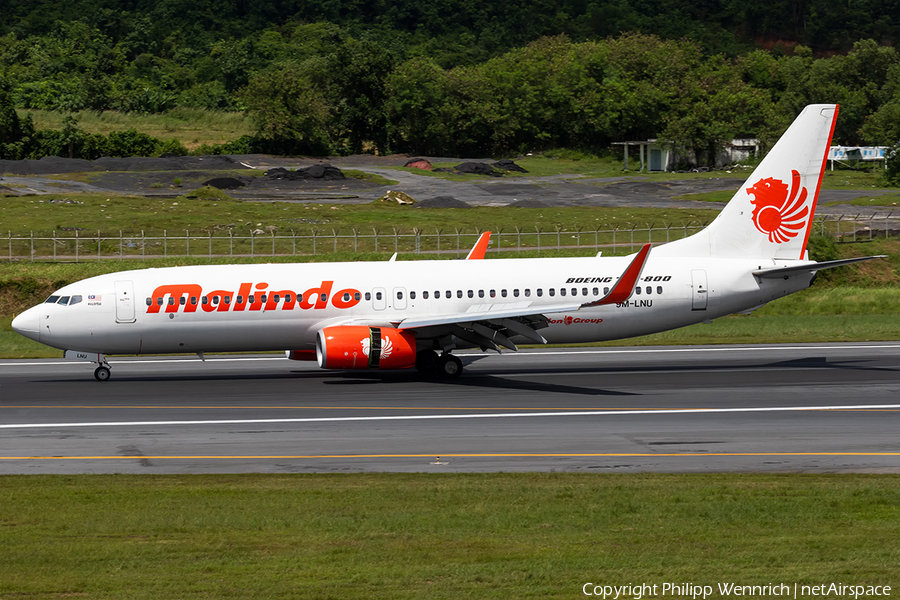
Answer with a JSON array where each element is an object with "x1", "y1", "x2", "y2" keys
[{"x1": 3, "y1": 404, "x2": 898, "y2": 429}]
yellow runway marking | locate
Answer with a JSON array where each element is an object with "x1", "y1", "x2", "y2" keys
[{"x1": 2, "y1": 452, "x2": 899, "y2": 461}]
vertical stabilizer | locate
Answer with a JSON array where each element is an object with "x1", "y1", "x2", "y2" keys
[{"x1": 656, "y1": 104, "x2": 838, "y2": 260}]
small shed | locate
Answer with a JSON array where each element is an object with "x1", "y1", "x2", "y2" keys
[{"x1": 611, "y1": 140, "x2": 671, "y2": 172}]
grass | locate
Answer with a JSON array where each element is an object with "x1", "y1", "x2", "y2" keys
[
  {"x1": 18, "y1": 108, "x2": 254, "y2": 149},
  {"x1": 1, "y1": 474, "x2": 898, "y2": 599},
  {"x1": 0, "y1": 193, "x2": 718, "y2": 238}
]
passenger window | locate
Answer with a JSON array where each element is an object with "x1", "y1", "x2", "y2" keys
[
  {"x1": 635, "y1": 287, "x2": 641, "y2": 295},
  {"x1": 423, "y1": 291, "x2": 429, "y2": 299},
  {"x1": 365, "y1": 292, "x2": 371, "y2": 301},
  {"x1": 146, "y1": 297, "x2": 152, "y2": 306},
  {"x1": 537, "y1": 289, "x2": 543, "y2": 297},
  {"x1": 467, "y1": 290, "x2": 473, "y2": 298},
  {"x1": 248, "y1": 295, "x2": 255, "y2": 304},
  {"x1": 410, "y1": 291, "x2": 416, "y2": 300},
  {"x1": 434, "y1": 291, "x2": 440, "y2": 299},
  {"x1": 513, "y1": 289, "x2": 519, "y2": 297},
  {"x1": 376, "y1": 291, "x2": 382, "y2": 300},
  {"x1": 271, "y1": 295, "x2": 278, "y2": 303},
  {"x1": 201, "y1": 296, "x2": 207, "y2": 305},
  {"x1": 354, "y1": 292, "x2": 360, "y2": 301},
  {"x1": 298, "y1": 294, "x2": 304, "y2": 303},
  {"x1": 70, "y1": 295, "x2": 82, "y2": 305},
  {"x1": 260, "y1": 294, "x2": 267, "y2": 303},
  {"x1": 212, "y1": 296, "x2": 220, "y2": 305},
  {"x1": 560, "y1": 288, "x2": 566, "y2": 296},
  {"x1": 158, "y1": 297, "x2": 164, "y2": 306},
  {"x1": 457, "y1": 290, "x2": 462, "y2": 298},
  {"x1": 490, "y1": 290, "x2": 496, "y2": 298},
  {"x1": 478, "y1": 290, "x2": 484, "y2": 298},
  {"x1": 445, "y1": 291, "x2": 451, "y2": 298},
  {"x1": 646, "y1": 286, "x2": 652, "y2": 295},
  {"x1": 549, "y1": 289, "x2": 555, "y2": 297},
  {"x1": 191, "y1": 297, "x2": 197, "y2": 305},
  {"x1": 657, "y1": 286, "x2": 663, "y2": 295},
  {"x1": 58, "y1": 296, "x2": 70, "y2": 305},
  {"x1": 180, "y1": 296, "x2": 186, "y2": 305},
  {"x1": 582, "y1": 288, "x2": 588, "y2": 296},
  {"x1": 604, "y1": 287, "x2": 610, "y2": 295},
  {"x1": 397, "y1": 291, "x2": 403, "y2": 300},
  {"x1": 593, "y1": 288, "x2": 599, "y2": 296},
  {"x1": 168, "y1": 297, "x2": 175, "y2": 305},
  {"x1": 46, "y1": 295, "x2": 60, "y2": 304},
  {"x1": 571, "y1": 288, "x2": 577, "y2": 296},
  {"x1": 524, "y1": 289, "x2": 531, "y2": 297},
  {"x1": 320, "y1": 293, "x2": 327, "y2": 302},
  {"x1": 343, "y1": 292, "x2": 351, "y2": 301},
  {"x1": 285, "y1": 294, "x2": 292, "y2": 303},
  {"x1": 501, "y1": 289, "x2": 507, "y2": 298}
]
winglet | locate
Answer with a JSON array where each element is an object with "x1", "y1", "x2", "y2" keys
[
  {"x1": 466, "y1": 231, "x2": 492, "y2": 260},
  {"x1": 581, "y1": 244, "x2": 652, "y2": 307}
]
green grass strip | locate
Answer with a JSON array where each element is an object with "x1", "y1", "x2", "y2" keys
[{"x1": 1, "y1": 474, "x2": 898, "y2": 599}]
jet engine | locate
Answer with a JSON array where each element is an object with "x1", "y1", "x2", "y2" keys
[{"x1": 316, "y1": 326, "x2": 417, "y2": 370}]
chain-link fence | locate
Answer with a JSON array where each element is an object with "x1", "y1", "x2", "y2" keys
[{"x1": 5, "y1": 214, "x2": 897, "y2": 262}]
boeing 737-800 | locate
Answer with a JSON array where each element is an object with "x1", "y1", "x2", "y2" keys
[{"x1": 11, "y1": 104, "x2": 886, "y2": 380}]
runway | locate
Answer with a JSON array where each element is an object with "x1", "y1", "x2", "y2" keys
[{"x1": 1, "y1": 343, "x2": 898, "y2": 474}]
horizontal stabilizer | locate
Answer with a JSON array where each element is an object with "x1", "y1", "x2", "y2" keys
[{"x1": 752, "y1": 255, "x2": 887, "y2": 278}]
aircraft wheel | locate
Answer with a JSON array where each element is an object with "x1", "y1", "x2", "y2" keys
[
  {"x1": 415, "y1": 350, "x2": 438, "y2": 374},
  {"x1": 437, "y1": 354, "x2": 463, "y2": 379},
  {"x1": 94, "y1": 366, "x2": 111, "y2": 381}
]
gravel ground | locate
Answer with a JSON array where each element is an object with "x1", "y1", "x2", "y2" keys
[{"x1": 1, "y1": 153, "x2": 895, "y2": 216}]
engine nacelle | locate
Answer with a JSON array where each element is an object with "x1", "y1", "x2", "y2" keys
[
  {"x1": 316, "y1": 326, "x2": 417, "y2": 370},
  {"x1": 285, "y1": 350, "x2": 317, "y2": 361}
]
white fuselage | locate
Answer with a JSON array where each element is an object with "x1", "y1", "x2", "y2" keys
[{"x1": 13, "y1": 254, "x2": 813, "y2": 356}]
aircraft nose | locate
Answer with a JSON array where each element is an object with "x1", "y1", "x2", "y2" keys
[{"x1": 11, "y1": 305, "x2": 41, "y2": 341}]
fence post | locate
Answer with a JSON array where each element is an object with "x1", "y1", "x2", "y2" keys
[
  {"x1": 332, "y1": 229, "x2": 338, "y2": 253},
  {"x1": 208, "y1": 230, "x2": 212, "y2": 257},
  {"x1": 536, "y1": 226, "x2": 542, "y2": 256},
  {"x1": 251, "y1": 230, "x2": 255, "y2": 257},
  {"x1": 76, "y1": 230, "x2": 79, "y2": 263},
  {"x1": 164, "y1": 230, "x2": 168, "y2": 257},
  {"x1": 291, "y1": 229, "x2": 296, "y2": 255},
  {"x1": 185, "y1": 230, "x2": 190, "y2": 256},
  {"x1": 555, "y1": 225, "x2": 561, "y2": 251},
  {"x1": 435, "y1": 228, "x2": 441, "y2": 254},
  {"x1": 30, "y1": 231, "x2": 34, "y2": 262},
  {"x1": 665, "y1": 222, "x2": 671, "y2": 243},
  {"x1": 373, "y1": 228, "x2": 379, "y2": 253},
  {"x1": 353, "y1": 228, "x2": 359, "y2": 253},
  {"x1": 630, "y1": 225, "x2": 636, "y2": 253},
  {"x1": 454, "y1": 228, "x2": 461, "y2": 257},
  {"x1": 647, "y1": 223, "x2": 653, "y2": 245},
  {"x1": 119, "y1": 230, "x2": 123, "y2": 260},
  {"x1": 7, "y1": 231, "x2": 10, "y2": 262},
  {"x1": 142, "y1": 230, "x2": 145, "y2": 260},
  {"x1": 229, "y1": 230, "x2": 234, "y2": 256},
  {"x1": 312, "y1": 229, "x2": 317, "y2": 255},
  {"x1": 53, "y1": 230, "x2": 57, "y2": 260},
  {"x1": 854, "y1": 213, "x2": 860, "y2": 242},
  {"x1": 271, "y1": 230, "x2": 275, "y2": 256}
]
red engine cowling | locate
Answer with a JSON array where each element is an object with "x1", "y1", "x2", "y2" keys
[{"x1": 316, "y1": 326, "x2": 417, "y2": 370}]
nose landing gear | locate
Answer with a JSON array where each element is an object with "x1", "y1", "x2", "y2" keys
[{"x1": 94, "y1": 365, "x2": 111, "y2": 381}]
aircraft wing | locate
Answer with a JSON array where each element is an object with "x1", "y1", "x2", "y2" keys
[{"x1": 344, "y1": 244, "x2": 652, "y2": 352}]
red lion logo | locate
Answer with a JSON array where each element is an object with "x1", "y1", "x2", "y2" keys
[
  {"x1": 746, "y1": 170, "x2": 810, "y2": 243},
  {"x1": 564, "y1": 316, "x2": 574, "y2": 325}
]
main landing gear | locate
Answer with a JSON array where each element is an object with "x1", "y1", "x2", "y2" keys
[
  {"x1": 415, "y1": 350, "x2": 462, "y2": 379},
  {"x1": 94, "y1": 365, "x2": 111, "y2": 381}
]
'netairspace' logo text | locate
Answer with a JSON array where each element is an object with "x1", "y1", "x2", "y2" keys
[{"x1": 582, "y1": 583, "x2": 893, "y2": 599}]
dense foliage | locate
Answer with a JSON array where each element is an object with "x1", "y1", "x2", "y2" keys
[{"x1": 2, "y1": 1, "x2": 900, "y2": 159}]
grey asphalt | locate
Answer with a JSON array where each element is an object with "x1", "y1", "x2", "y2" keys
[{"x1": 1, "y1": 343, "x2": 897, "y2": 474}]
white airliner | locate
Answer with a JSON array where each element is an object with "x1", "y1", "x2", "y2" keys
[{"x1": 11, "y1": 104, "x2": 886, "y2": 380}]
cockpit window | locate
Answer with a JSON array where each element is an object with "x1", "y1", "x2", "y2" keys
[
  {"x1": 69, "y1": 295, "x2": 82, "y2": 305},
  {"x1": 45, "y1": 295, "x2": 60, "y2": 304},
  {"x1": 57, "y1": 296, "x2": 70, "y2": 305}
]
